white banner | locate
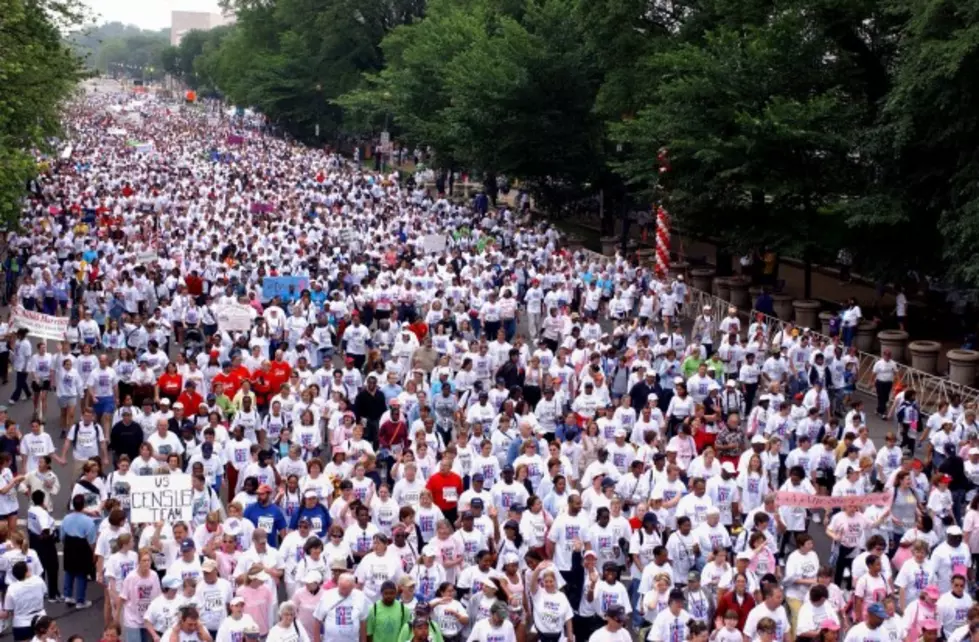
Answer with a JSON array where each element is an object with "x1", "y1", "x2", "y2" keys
[
  {"x1": 422, "y1": 233, "x2": 447, "y2": 254},
  {"x1": 10, "y1": 307, "x2": 68, "y2": 342},
  {"x1": 215, "y1": 303, "x2": 255, "y2": 332},
  {"x1": 129, "y1": 475, "x2": 193, "y2": 524},
  {"x1": 136, "y1": 250, "x2": 159, "y2": 264},
  {"x1": 107, "y1": 127, "x2": 127, "y2": 136}
]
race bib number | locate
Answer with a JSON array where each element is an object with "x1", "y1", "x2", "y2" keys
[{"x1": 443, "y1": 487, "x2": 458, "y2": 502}]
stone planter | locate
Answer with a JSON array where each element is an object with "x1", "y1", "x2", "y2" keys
[
  {"x1": 947, "y1": 349, "x2": 979, "y2": 386},
  {"x1": 819, "y1": 311, "x2": 836, "y2": 337},
  {"x1": 794, "y1": 300, "x2": 821, "y2": 330},
  {"x1": 600, "y1": 236, "x2": 619, "y2": 256},
  {"x1": 877, "y1": 329, "x2": 910, "y2": 363},
  {"x1": 855, "y1": 321, "x2": 878, "y2": 353},
  {"x1": 690, "y1": 268, "x2": 715, "y2": 294},
  {"x1": 715, "y1": 277, "x2": 732, "y2": 302},
  {"x1": 772, "y1": 294, "x2": 793, "y2": 321},
  {"x1": 669, "y1": 261, "x2": 690, "y2": 282},
  {"x1": 728, "y1": 275, "x2": 751, "y2": 309},
  {"x1": 909, "y1": 340, "x2": 941, "y2": 374}
]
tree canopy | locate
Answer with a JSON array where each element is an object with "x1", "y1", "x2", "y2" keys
[
  {"x1": 1, "y1": 0, "x2": 87, "y2": 226},
  {"x1": 121, "y1": 0, "x2": 979, "y2": 288},
  {"x1": 68, "y1": 21, "x2": 170, "y2": 81}
]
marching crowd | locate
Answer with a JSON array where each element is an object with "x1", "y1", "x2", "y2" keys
[{"x1": 1, "y1": 89, "x2": 979, "y2": 642}]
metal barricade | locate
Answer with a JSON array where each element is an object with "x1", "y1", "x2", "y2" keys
[{"x1": 571, "y1": 247, "x2": 979, "y2": 417}]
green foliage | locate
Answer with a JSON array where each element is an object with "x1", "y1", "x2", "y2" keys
[
  {"x1": 1, "y1": 0, "x2": 86, "y2": 227},
  {"x1": 68, "y1": 21, "x2": 169, "y2": 80}
]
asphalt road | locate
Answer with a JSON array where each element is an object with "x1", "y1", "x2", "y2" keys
[{"x1": 19, "y1": 77, "x2": 898, "y2": 638}]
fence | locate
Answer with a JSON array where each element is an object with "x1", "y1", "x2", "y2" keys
[{"x1": 576, "y1": 248, "x2": 979, "y2": 419}]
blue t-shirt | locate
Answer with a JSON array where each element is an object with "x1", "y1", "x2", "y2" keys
[
  {"x1": 289, "y1": 504, "x2": 332, "y2": 538},
  {"x1": 243, "y1": 502, "x2": 288, "y2": 547}
]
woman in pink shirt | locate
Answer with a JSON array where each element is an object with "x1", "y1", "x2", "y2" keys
[
  {"x1": 291, "y1": 570, "x2": 325, "y2": 635},
  {"x1": 118, "y1": 551, "x2": 161, "y2": 642},
  {"x1": 214, "y1": 532, "x2": 241, "y2": 581},
  {"x1": 236, "y1": 567, "x2": 276, "y2": 635}
]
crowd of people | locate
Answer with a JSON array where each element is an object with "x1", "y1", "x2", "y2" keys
[{"x1": 0, "y1": 87, "x2": 979, "y2": 642}]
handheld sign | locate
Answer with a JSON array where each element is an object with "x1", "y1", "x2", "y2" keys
[{"x1": 129, "y1": 475, "x2": 194, "y2": 524}]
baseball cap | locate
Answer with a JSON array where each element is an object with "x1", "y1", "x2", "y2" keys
[
  {"x1": 921, "y1": 619, "x2": 940, "y2": 631},
  {"x1": 471, "y1": 473, "x2": 485, "y2": 482},
  {"x1": 819, "y1": 620, "x2": 841, "y2": 632},
  {"x1": 721, "y1": 462, "x2": 736, "y2": 474},
  {"x1": 303, "y1": 489, "x2": 319, "y2": 499},
  {"x1": 923, "y1": 585, "x2": 939, "y2": 599},
  {"x1": 201, "y1": 559, "x2": 218, "y2": 573},
  {"x1": 867, "y1": 603, "x2": 889, "y2": 619},
  {"x1": 163, "y1": 577, "x2": 182, "y2": 590},
  {"x1": 257, "y1": 484, "x2": 273, "y2": 494},
  {"x1": 948, "y1": 525, "x2": 964, "y2": 536},
  {"x1": 330, "y1": 559, "x2": 348, "y2": 571},
  {"x1": 180, "y1": 539, "x2": 196, "y2": 552},
  {"x1": 230, "y1": 595, "x2": 246, "y2": 606}
]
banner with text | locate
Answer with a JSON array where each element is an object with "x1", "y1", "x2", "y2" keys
[
  {"x1": 215, "y1": 303, "x2": 256, "y2": 332},
  {"x1": 129, "y1": 474, "x2": 193, "y2": 523},
  {"x1": 261, "y1": 276, "x2": 309, "y2": 302},
  {"x1": 10, "y1": 307, "x2": 69, "y2": 342},
  {"x1": 775, "y1": 491, "x2": 892, "y2": 510}
]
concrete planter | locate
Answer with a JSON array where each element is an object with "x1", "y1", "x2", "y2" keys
[
  {"x1": 818, "y1": 311, "x2": 836, "y2": 336},
  {"x1": 772, "y1": 294, "x2": 793, "y2": 321},
  {"x1": 669, "y1": 261, "x2": 690, "y2": 281},
  {"x1": 794, "y1": 300, "x2": 821, "y2": 330},
  {"x1": 947, "y1": 349, "x2": 979, "y2": 386},
  {"x1": 715, "y1": 277, "x2": 732, "y2": 302},
  {"x1": 909, "y1": 340, "x2": 941, "y2": 374},
  {"x1": 690, "y1": 268, "x2": 715, "y2": 293},
  {"x1": 728, "y1": 275, "x2": 751, "y2": 309},
  {"x1": 877, "y1": 330, "x2": 910, "y2": 363},
  {"x1": 855, "y1": 321, "x2": 878, "y2": 353},
  {"x1": 600, "y1": 236, "x2": 619, "y2": 256}
]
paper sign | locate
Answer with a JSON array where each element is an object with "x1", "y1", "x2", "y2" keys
[
  {"x1": 107, "y1": 128, "x2": 127, "y2": 136},
  {"x1": 215, "y1": 304, "x2": 255, "y2": 332},
  {"x1": 421, "y1": 234, "x2": 446, "y2": 254},
  {"x1": 774, "y1": 491, "x2": 892, "y2": 510},
  {"x1": 129, "y1": 474, "x2": 194, "y2": 524},
  {"x1": 227, "y1": 134, "x2": 245, "y2": 145},
  {"x1": 261, "y1": 276, "x2": 309, "y2": 302},
  {"x1": 137, "y1": 251, "x2": 159, "y2": 264},
  {"x1": 10, "y1": 307, "x2": 69, "y2": 342},
  {"x1": 60, "y1": 146, "x2": 73, "y2": 160}
]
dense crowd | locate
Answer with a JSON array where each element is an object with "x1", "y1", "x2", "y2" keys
[{"x1": 0, "y1": 89, "x2": 978, "y2": 642}]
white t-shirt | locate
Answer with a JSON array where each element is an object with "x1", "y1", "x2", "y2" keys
[
  {"x1": 467, "y1": 619, "x2": 518, "y2": 642},
  {"x1": 546, "y1": 512, "x2": 590, "y2": 571},
  {"x1": 265, "y1": 621, "x2": 311, "y2": 642},
  {"x1": 649, "y1": 608, "x2": 692, "y2": 642},
  {"x1": 587, "y1": 627, "x2": 633, "y2": 642},
  {"x1": 313, "y1": 587, "x2": 371, "y2": 642},
  {"x1": 2, "y1": 575, "x2": 45, "y2": 627},
  {"x1": 145, "y1": 594, "x2": 184, "y2": 633},
  {"x1": 532, "y1": 590, "x2": 573, "y2": 634},
  {"x1": 744, "y1": 603, "x2": 791, "y2": 642}
]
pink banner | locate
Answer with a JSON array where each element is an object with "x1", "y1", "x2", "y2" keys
[{"x1": 775, "y1": 491, "x2": 892, "y2": 510}]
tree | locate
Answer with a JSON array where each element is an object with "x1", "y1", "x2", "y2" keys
[
  {"x1": 1, "y1": 0, "x2": 86, "y2": 226},
  {"x1": 611, "y1": 9, "x2": 867, "y2": 296},
  {"x1": 68, "y1": 21, "x2": 169, "y2": 80}
]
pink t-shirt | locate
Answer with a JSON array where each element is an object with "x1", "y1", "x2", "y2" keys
[
  {"x1": 237, "y1": 584, "x2": 275, "y2": 634},
  {"x1": 216, "y1": 550, "x2": 240, "y2": 580},
  {"x1": 292, "y1": 587, "x2": 322, "y2": 635},
  {"x1": 120, "y1": 571, "x2": 161, "y2": 628}
]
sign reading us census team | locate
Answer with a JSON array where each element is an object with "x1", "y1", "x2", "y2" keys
[{"x1": 128, "y1": 474, "x2": 194, "y2": 523}]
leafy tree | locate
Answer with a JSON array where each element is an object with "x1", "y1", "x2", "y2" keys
[
  {"x1": 1, "y1": 0, "x2": 86, "y2": 226},
  {"x1": 68, "y1": 21, "x2": 169, "y2": 80}
]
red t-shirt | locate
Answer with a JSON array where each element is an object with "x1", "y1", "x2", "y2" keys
[
  {"x1": 426, "y1": 472, "x2": 464, "y2": 511},
  {"x1": 157, "y1": 373, "x2": 183, "y2": 398}
]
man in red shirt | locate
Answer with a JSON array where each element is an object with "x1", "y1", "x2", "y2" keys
[
  {"x1": 184, "y1": 270, "x2": 204, "y2": 299},
  {"x1": 426, "y1": 458, "x2": 463, "y2": 524},
  {"x1": 228, "y1": 355, "x2": 251, "y2": 394},
  {"x1": 175, "y1": 380, "x2": 203, "y2": 413},
  {"x1": 211, "y1": 362, "x2": 238, "y2": 399}
]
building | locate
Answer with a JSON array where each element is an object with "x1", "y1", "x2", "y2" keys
[{"x1": 170, "y1": 10, "x2": 236, "y2": 46}]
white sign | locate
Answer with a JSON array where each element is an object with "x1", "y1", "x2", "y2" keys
[
  {"x1": 60, "y1": 145, "x2": 73, "y2": 160},
  {"x1": 135, "y1": 142, "x2": 154, "y2": 154},
  {"x1": 380, "y1": 131, "x2": 390, "y2": 146},
  {"x1": 129, "y1": 475, "x2": 193, "y2": 524},
  {"x1": 215, "y1": 304, "x2": 255, "y2": 332},
  {"x1": 421, "y1": 233, "x2": 447, "y2": 254},
  {"x1": 10, "y1": 307, "x2": 69, "y2": 342},
  {"x1": 136, "y1": 250, "x2": 159, "y2": 264},
  {"x1": 107, "y1": 128, "x2": 127, "y2": 136}
]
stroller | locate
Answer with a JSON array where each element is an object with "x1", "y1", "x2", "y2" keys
[{"x1": 183, "y1": 327, "x2": 206, "y2": 358}]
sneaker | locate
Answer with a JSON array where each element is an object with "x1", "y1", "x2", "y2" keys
[
  {"x1": 6, "y1": 399, "x2": 15, "y2": 406},
  {"x1": 74, "y1": 600, "x2": 93, "y2": 610},
  {"x1": 64, "y1": 597, "x2": 76, "y2": 606},
  {"x1": 46, "y1": 595, "x2": 63, "y2": 603},
  {"x1": 812, "y1": 512, "x2": 822, "y2": 524}
]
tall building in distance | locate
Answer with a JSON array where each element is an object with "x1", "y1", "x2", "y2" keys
[{"x1": 170, "y1": 10, "x2": 236, "y2": 46}]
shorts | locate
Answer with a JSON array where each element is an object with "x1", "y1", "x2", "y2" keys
[
  {"x1": 94, "y1": 396, "x2": 115, "y2": 416},
  {"x1": 31, "y1": 381, "x2": 51, "y2": 393},
  {"x1": 58, "y1": 395, "x2": 79, "y2": 409},
  {"x1": 0, "y1": 510, "x2": 18, "y2": 519}
]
